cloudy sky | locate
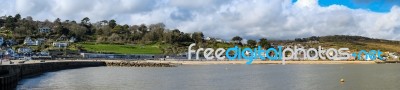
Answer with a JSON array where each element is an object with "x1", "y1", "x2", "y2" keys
[{"x1": 1, "y1": 0, "x2": 400, "y2": 41}]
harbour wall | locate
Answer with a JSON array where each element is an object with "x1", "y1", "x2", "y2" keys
[{"x1": 0, "y1": 61, "x2": 106, "y2": 90}]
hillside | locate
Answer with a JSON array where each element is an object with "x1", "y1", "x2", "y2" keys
[
  {"x1": 287, "y1": 35, "x2": 400, "y2": 53},
  {"x1": 1, "y1": 14, "x2": 399, "y2": 55}
]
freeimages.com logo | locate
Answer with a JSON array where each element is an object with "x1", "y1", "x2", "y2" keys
[{"x1": 188, "y1": 43, "x2": 383, "y2": 64}]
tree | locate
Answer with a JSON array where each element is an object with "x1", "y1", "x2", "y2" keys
[
  {"x1": 138, "y1": 24, "x2": 148, "y2": 34},
  {"x1": 109, "y1": 33, "x2": 122, "y2": 43},
  {"x1": 112, "y1": 25, "x2": 124, "y2": 34},
  {"x1": 259, "y1": 38, "x2": 270, "y2": 49},
  {"x1": 0, "y1": 18, "x2": 3, "y2": 27},
  {"x1": 14, "y1": 14, "x2": 21, "y2": 21},
  {"x1": 81, "y1": 17, "x2": 90, "y2": 24},
  {"x1": 231, "y1": 36, "x2": 242, "y2": 43},
  {"x1": 247, "y1": 39, "x2": 257, "y2": 48},
  {"x1": 5, "y1": 16, "x2": 16, "y2": 30},
  {"x1": 192, "y1": 32, "x2": 204, "y2": 44},
  {"x1": 69, "y1": 24, "x2": 87, "y2": 40},
  {"x1": 26, "y1": 16, "x2": 33, "y2": 21},
  {"x1": 100, "y1": 20, "x2": 108, "y2": 25},
  {"x1": 54, "y1": 18, "x2": 63, "y2": 35},
  {"x1": 148, "y1": 23, "x2": 165, "y2": 42},
  {"x1": 109, "y1": 19, "x2": 116, "y2": 29}
]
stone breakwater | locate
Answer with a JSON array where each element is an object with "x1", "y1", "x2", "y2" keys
[
  {"x1": 0, "y1": 60, "x2": 176, "y2": 90},
  {"x1": 105, "y1": 61, "x2": 176, "y2": 67},
  {"x1": 0, "y1": 61, "x2": 105, "y2": 90}
]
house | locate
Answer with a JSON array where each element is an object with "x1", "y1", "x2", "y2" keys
[
  {"x1": 53, "y1": 42, "x2": 69, "y2": 48},
  {"x1": 24, "y1": 37, "x2": 35, "y2": 45},
  {"x1": 39, "y1": 27, "x2": 51, "y2": 33},
  {"x1": 17, "y1": 47, "x2": 32, "y2": 54},
  {"x1": 204, "y1": 37, "x2": 211, "y2": 41},
  {"x1": 5, "y1": 39, "x2": 16, "y2": 47},
  {"x1": 39, "y1": 51, "x2": 50, "y2": 56},
  {"x1": 24, "y1": 37, "x2": 40, "y2": 46},
  {"x1": 57, "y1": 35, "x2": 67, "y2": 41},
  {"x1": 389, "y1": 53, "x2": 399, "y2": 60},
  {"x1": 216, "y1": 39, "x2": 224, "y2": 43},
  {"x1": 0, "y1": 37, "x2": 4, "y2": 45},
  {"x1": 37, "y1": 38, "x2": 46, "y2": 44},
  {"x1": 0, "y1": 51, "x2": 4, "y2": 59},
  {"x1": 4, "y1": 48, "x2": 17, "y2": 58},
  {"x1": 69, "y1": 37, "x2": 76, "y2": 42}
]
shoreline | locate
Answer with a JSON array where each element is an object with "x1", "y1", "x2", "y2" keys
[
  {"x1": 1, "y1": 60, "x2": 390, "y2": 65},
  {"x1": 146, "y1": 60, "x2": 380, "y2": 65}
]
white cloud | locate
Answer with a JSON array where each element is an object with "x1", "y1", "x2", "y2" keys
[{"x1": 1, "y1": 0, "x2": 400, "y2": 41}]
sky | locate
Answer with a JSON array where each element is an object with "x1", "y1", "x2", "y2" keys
[{"x1": 0, "y1": 0, "x2": 400, "y2": 41}]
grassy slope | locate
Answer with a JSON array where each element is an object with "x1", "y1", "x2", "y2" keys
[
  {"x1": 315, "y1": 41, "x2": 400, "y2": 52},
  {"x1": 80, "y1": 43, "x2": 163, "y2": 54},
  {"x1": 79, "y1": 42, "x2": 400, "y2": 55},
  {"x1": 78, "y1": 36, "x2": 400, "y2": 55}
]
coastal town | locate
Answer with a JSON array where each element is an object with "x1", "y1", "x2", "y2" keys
[
  {"x1": 0, "y1": 14, "x2": 400, "y2": 65},
  {"x1": 3, "y1": 0, "x2": 400, "y2": 90}
]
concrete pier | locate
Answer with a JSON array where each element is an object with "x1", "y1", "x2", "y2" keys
[
  {"x1": 0, "y1": 60, "x2": 176, "y2": 90},
  {"x1": 0, "y1": 61, "x2": 105, "y2": 90}
]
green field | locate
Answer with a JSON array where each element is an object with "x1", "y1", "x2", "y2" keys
[{"x1": 80, "y1": 43, "x2": 163, "y2": 54}]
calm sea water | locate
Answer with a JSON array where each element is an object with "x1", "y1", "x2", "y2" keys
[{"x1": 17, "y1": 64, "x2": 400, "y2": 90}]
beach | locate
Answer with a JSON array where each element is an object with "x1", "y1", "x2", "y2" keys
[
  {"x1": 0, "y1": 60, "x2": 382, "y2": 66},
  {"x1": 146, "y1": 60, "x2": 379, "y2": 65}
]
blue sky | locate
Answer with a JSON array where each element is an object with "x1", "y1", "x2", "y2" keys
[
  {"x1": 293, "y1": 0, "x2": 400, "y2": 12},
  {"x1": 0, "y1": 0, "x2": 400, "y2": 41}
]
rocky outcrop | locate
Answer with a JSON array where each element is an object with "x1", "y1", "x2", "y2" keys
[{"x1": 105, "y1": 61, "x2": 176, "y2": 67}]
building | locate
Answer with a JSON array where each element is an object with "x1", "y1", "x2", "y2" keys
[
  {"x1": 37, "y1": 38, "x2": 46, "y2": 44},
  {"x1": 24, "y1": 37, "x2": 35, "y2": 45},
  {"x1": 24, "y1": 37, "x2": 41, "y2": 46},
  {"x1": 389, "y1": 52, "x2": 399, "y2": 60},
  {"x1": 52, "y1": 42, "x2": 69, "y2": 48},
  {"x1": 17, "y1": 47, "x2": 32, "y2": 54},
  {"x1": 39, "y1": 51, "x2": 50, "y2": 56},
  {"x1": 39, "y1": 27, "x2": 51, "y2": 33},
  {"x1": 216, "y1": 39, "x2": 224, "y2": 43},
  {"x1": 57, "y1": 35, "x2": 68, "y2": 41},
  {"x1": 6, "y1": 39, "x2": 16, "y2": 46},
  {"x1": 4, "y1": 48, "x2": 17, "y2": 59},
  {"x1": 69, "y1": 37, "x2": 76, "y2": 42},
  {"x1": 204, "y1": 37, "x2": 211, "y2": 41},
  {"x1": 0, "y1": 37, "x2": 4, "y2": 45}
]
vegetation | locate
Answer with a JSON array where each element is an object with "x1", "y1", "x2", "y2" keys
[
  {"x1": 0, "y1": 14, "x2": 198, "y2": 54},
  {"x1": 292, "y1": 35, "x2": 400, "y2": 52},
  {"x1": 1, "y1": 14, "x2": 400, "y2": 55},
  {"x1": 79, "y1": 43, "x2": 163, "y2": 54}
]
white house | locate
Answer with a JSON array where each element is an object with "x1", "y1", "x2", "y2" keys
[
  {"x1": 0, "y1": 37, "x2": 4, "y2": 45},
  {"x1": 204, "y1": 37, "x2": 211, "y2": 41},
  {"x1": 216, "y1": 39, "x2": 224, "y2": 42},
  {"x1": 389, "y1": 53, "x2": 399, "y2": 60},
  {"x1": 53, "y1": 42, "x2": 69, "y2": 48},
  {"x1": 17, "y1": 47, "x2": 32, "y2": 54},
  {"x1": 6, "y1": 39, "x2": 16, "y2": 46},
  {"x1": 37, "y1": 38, "x2": 46, "y2": 44},
  {"x1": 39, "y1": 51, "x2": 50, "y2": 56},
  {"x1": 69, "y1": 37, "x2": 76, "y2": 42},
  {"x1": 24, "y1": 37, "x2": 36, "y2": 45},
  {"x1": 24, "y1": 37, "x2": 41, "y2": 46},
  {"x1": 5, "y1": 48, "x2": 17, "y2": 58},
  {"x1": 39, "y1": 27, "x2": 51, "y2": 33}
]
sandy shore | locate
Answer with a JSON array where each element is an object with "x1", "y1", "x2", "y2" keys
[
  {"x1": 146, "y1": 60, "x2": 378, "y2": 65},
  {"x1": 0, "y1": 60, "x2": 379, "y2": 65}
]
